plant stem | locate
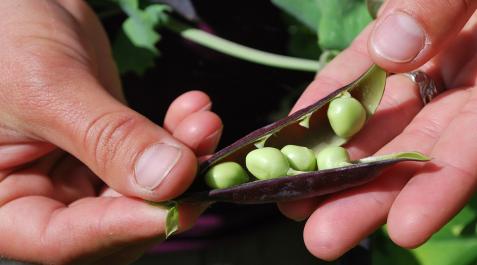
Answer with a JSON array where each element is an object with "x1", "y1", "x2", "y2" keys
[{"x1": 165, "y1": 19, "x2": 323, "y2": 72}]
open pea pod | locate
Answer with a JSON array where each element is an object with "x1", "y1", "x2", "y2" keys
[
  {"x1": 178, "y1": 64, "x2": 429, "y2": 204},
  {"x1": 182, "y1": 152, "x2": 429, "y2": 204}
]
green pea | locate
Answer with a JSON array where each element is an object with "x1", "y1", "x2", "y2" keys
[
  {"x1": 280, "y1": 145, "x2": 317, "y2": 171},
  {"x1": 205, "y1": 162, "x2": 249, "y2": 189},
  {"x1": 317, "y1": 146, "x2": 351, "y2": 170},
  {"x1": 327, "y1": 92, "x2": 366, "y2": 138},
  {"x1": 246, "y1": 147, "x2": 290, "y2": 180}
]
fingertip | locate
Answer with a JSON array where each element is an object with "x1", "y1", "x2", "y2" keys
[
  {"x1": 133, "y1": 141, "x2": 198, "y2": 201},
  {"x1": 164, "y1": 90, "x2": 212, "y2": 132},
  {"x1": 368, "y1": 11, "x2": 426, "y2": 72},
  {"x1": 387, "y1": 210, "x2": 431, "y2": 249},
  {"x1": 368, "y1": 0, "x2": 477, "y2": 73},
  {"x1": 172, "y1": 111, "x2": 223, "y2": 156},
  {"x1": 303, "y1": 212, "x2": 345, "y2": 261}
]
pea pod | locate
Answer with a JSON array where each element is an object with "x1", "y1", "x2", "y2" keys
[
  {"x1": 178, "y1": 65, "x2": 430, "y2": 204},
  {"x1": 182, "y1": 152, "x2": 429, "y2": 204}
]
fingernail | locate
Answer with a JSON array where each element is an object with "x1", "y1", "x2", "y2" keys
[
  {"x1": 135, "y1": 143, "x2": 182, "y2": 190},
  {"x1": 371, "y1": 12, "x2": 425, "y2": 63}
]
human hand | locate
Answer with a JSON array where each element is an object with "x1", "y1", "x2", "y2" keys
[
  {"x1": 279, "y1": 3, "x2": 477, "y2": 261},
  {"x1": 0, "y1": 0, "x2": 222, "y2": 264}
]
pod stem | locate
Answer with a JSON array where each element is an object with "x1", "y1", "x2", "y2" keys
[{"x1": 165, "y1": 19, "x2": 323, "y2": 72}]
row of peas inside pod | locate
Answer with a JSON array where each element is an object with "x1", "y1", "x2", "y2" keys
[
  {"x1": 176, "y1": 65, "x2": 429, "y2": 205},
  {"x1": 205, "y1": 90, "x2": 366, "y2": 189}
]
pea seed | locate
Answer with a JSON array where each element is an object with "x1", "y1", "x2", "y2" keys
[
  {"x1": 281, "y1": 145, "x2": 317, "y2": 171},
  {"x1": 205, "y1": 162, "x2": 249, "y2": 189},
  {"x1": 327, "y1": 92, "x2": 366, "y2": 138},
  {"x1": 246, "y1": 147, "x2": 290, "y2": 180},
  {"x1": 317, "y1": 146, "x2": 351, "y2": 170}
]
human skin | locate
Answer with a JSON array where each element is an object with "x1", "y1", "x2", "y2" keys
[
  {"x1": 279, "y1": 1, "x2": 477, "y2": 261},
  {"x1": 0, "y1": 0, "x2": 222, "y2": 264}
]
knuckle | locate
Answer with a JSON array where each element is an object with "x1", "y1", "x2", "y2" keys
[{"x1": 82, "y1": 110, "x2": 145, "y2": 175}]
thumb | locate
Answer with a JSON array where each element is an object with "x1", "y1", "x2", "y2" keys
[
  {"x1": 18, "y1": 72, "x2": 197, "y2": 201},
  {"x1": 368, "y1": 0, "x2": 477, "y2": 72}
]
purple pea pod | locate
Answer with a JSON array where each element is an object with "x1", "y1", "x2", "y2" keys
[{"x1": 178, "y1": 64, "x2": 429, "y2": 205}]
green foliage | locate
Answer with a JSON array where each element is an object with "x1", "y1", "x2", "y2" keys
[
  {"x1": 317, "y1": 0, "x2": 372, "y2": 50},
  {"x1": 281, "y1": 15, "x2": 321, "y2": 60},
  {"x1": 373, "y1": 194, "x2": 477, "y2": 265},
  {"x1": 112, "y1": 0, "x2": 170, "y2": 75},
  {"x1": 366, "y1": 0, "x2": 385, "y2": 19},
  {"x1": 271, "y1": 0, "x2": 321, "y2": 31},
  {"x1": 272, "y1": 0, "x2": 372, "y2": 52}
]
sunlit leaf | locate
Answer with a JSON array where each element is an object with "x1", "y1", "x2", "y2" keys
[
  {"x1": 271, "y1": 0, "x2": 321, "y2": 31},
  {"x1": 112, "y1": 0, "x2": 170, "y2": 74},
  {"x1": 317, "y1": 0, "x2": 372, "y2": 50}
]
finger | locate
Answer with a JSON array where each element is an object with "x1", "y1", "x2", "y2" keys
[
  {"x1": 0, "y1": 142, "x2": 55, "y2": 169},
  {"x1": 291, "y1": 25, "x2": 375, "y2": 113},
  {"x1": 344, "y1": 74, "x2": 422, "y2": 158},
  {"x1": 0, "y1": 150, "x2": 65, "y2": 205},
  {"x1": 0, "y1": 196, "x2": 203, "y2": 264},
  {"x1": 279, "y1": 74, "x2": 421, "y2": 220},
  {"x1": 0, "y1": 152, "x2": 100, "y2": 205},
  {"x1": 421, "y1": 12, "x2": 477, "y2": 89},
  {"x1": 164, "y1": 91, "x2": 212, "y2": 132},
  {"x1": 10, "y1": 71, "x2": 197, "y2": 202},
  {"x1": 280, "y1": 26, "x2": 375, "y2": 219},
  {"x1": 49, "y1": 155, "x2": 102, "y2": 203},
  {"x1": 279, "y1": 24, "x2": 422, "y2": 220},
  {"x1": 92, "y1": 202, "x2": 209, "y2": 264},
  {"x1": 172, "y1": 111, "x2": 223, "y2": 156},
  {"x1": 387, "y1": 86, "x2": 477, "y2": 248},
  {"x1": 369, "y1": 0, "x2": 477, "y2": 72},
  {"x1": 302, "y1": 88, "x2": 470, "y2": 260}
]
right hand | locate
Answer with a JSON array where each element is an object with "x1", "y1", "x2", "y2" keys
[
  {"x1": 0, "y1": 1, "x2": 222, "y2": 264},
  {"x1": 279, "y1": 2, "x2": 477, "y2": 260}
]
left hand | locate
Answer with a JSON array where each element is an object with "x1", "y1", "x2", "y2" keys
[
  {"x1": 278, "y1": 9, "x2": 477, "y2": 261},
  {"x1": 0, "y1": 1, "x2": 222, "y2": 264}
]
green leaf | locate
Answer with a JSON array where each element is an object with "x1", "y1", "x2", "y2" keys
[
  {"x1": 374, "y1": 195, "x2": 477, "y2": 265},
  {"x1": 165, "y1": 201, "x2": 179, "y2": 238},
  {"x1": 271, "y1": 0, "x2": 321, "y2": 31},
  {"x1": 366, "y1": 0, "x2": 385, "y2": 19},
  {"x1": 431, "y1": 195, "x2": 477, "y2": 239},
  {"x1": 282, "y1": 15, "x2": 321, "y2": 60},
  {"x1": 372, "y1": 229, "x2": 421, "y2": 265},
  {"x1": 122, "y1": 3, "x2": 170, "y2": 53},
  {"x1": 113, "y1": 28, "x2": 157, "y2": 75},
  {"x1": 112, "y1": 0, "x2": 170, "y2": 74},
  {"x1": 317, "y1": 0, "x2": 372, "y2": 50},
  {"x1": 147, "y1": 200, "x2": 179, "y2": 238},
  {"x1": 412, "y1": 238, "x2": 477, "y2": 265}
]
